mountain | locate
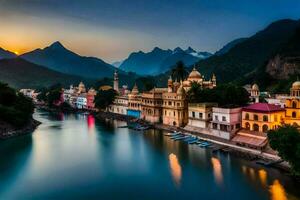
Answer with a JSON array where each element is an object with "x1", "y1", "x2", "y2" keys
[
  {"x1": 20, "y1": 41, "x2": 117, "y2": 79},
  {"x1": 0, "y1": 58, "x2": 93, "y2": 89},
  {"x1": 111, "y1": 60, "x2": 123, "y2": 68},
  {"x1": 0, "y1": 48, "x2": 17, "y2": 59},
  {"x1": 215, "y1": 38, "x2": 247, "y2": 56},
  {"x1": 193, "y1": 19, "x2": 300, "y2": 84},
  {"x1": 119, "y1": 47, "x2": 211, "y2": 75}
]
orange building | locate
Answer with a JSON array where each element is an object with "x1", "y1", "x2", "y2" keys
[{"x1": 242, "y1": 103, "x2": 285, "y2": 133}]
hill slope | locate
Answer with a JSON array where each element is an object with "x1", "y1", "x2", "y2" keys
[
  {"x1": 20, "y1": 41, "x2": 117, "y2": 79},
  {"x1": 194, "y1": 19, "x2": 300, "y2": 83},
  {"x1": 0, "y1": 48, "x2": 16, "y2": 59},
  {"x1": 0, "y1": 58, "x2": 93, "y2": 89}
]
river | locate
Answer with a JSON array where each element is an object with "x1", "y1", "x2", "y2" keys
[{"x1": 0, "y1": 109, "x2": 299, "y2": 200}]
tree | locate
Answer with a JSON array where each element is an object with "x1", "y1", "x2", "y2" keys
[
  {"x1": 171, "y1": 61, "x2": 188, "y2": 81},
  {"x1": 135, "y1": 76, "x2": 155, "y2": 91},
  {"x1": 187, "y1": 83, "x2": 249, "y2": 107},
  {"x1": 268, "y1": 125, "x2": 300, "y2": 175},
  {"x1": 94, "y1": 89, "x2": 117, "y2": 110}
]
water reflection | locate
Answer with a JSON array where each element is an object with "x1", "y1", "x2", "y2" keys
[
  {"x1": 269, "y1": 179, "x2": 287, "y2": 200},
  {"x1": 169, "y1": 153, "x2": 182, "y2": 187},
  {"x1": 211, "y1": 157, "x2": 223, "y2": 185},
  {"x1": 87, "y1": 115, "x2": 95, "y2": 134},
  {"x1": 259, "y1": 169, "x2": 267, "y2": 187}
]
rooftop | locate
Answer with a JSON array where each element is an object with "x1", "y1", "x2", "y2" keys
[{"x1": 243, "y1": 103, "x2": 284, "y2": 113}]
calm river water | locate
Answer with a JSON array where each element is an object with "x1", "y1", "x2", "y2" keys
[{"x1": 0, "y1": 110, "x2": 299, "y2": 200}]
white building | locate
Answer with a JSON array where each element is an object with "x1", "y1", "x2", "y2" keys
[
  {"x1": 63, "y1": 85, "x2": 75, "y2": 104},
  {"x1": 76, "y1": 94, "x2": 87, "y2": 109},
  {"x1": 108, "y1": 95, "x2": 128, "y2": 115},
  {"x1": 210, "y1": 107, "x2": 242, "y2": 140}
]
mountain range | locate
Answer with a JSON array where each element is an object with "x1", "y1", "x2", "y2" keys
[
  {"x1": 0, "y1": 48, "x2": 17, "y2": 59},
  {"x1": 119, "y1": 47, "x2": 212, "y2": 75},
  {"x1": 192, "y1": 19, "x2": 300, "y2": 85},
  {"x1": 0, "y1": 58, "x2": 91, "y2": 89},
  {"x1": 20, "y1": 41, "x2": 118, "y2": 79}
]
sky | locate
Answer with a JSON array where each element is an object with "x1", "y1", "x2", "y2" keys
[{"x1": 0, "y1": 0, "x2": 300, "y2": 63}]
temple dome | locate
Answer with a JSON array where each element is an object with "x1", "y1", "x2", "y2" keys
[
  {"x1": 131, "y1": 84, "x2": 139, "y2": 95},
  {"x1": 188, "y1": 67, "x2": 201, "y2": 79},
  {"x1": 292, "y1": 81, "x2": 300, "y2": 89},
  {"x1": 252, "y1": 84, "x2": 259, "y2": 91}
]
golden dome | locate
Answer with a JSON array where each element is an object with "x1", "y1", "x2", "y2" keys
[
  {"x1": 188, "y1": 67, "x2": 202, "y2": 79},
  {"x1": 292, "y1": 81, "x2": 300, "y2": 89},
  {"x1": 252, "y1": 84, "x2": 259, "y2": 91},
  {"x1": 99, "y1": 85, "x2": 112, "y2": 91}
]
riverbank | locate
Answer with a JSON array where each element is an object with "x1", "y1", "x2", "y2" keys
[
  {"x1": 96, "y1": 111, "x2": 291, "y2": 173},
  {"x1": 0, "y1": 118, "x2": 41, "y2": 139}
]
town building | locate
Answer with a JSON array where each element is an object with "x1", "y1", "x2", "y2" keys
[
  {"x1": 182, "y1": 67, "x2": 216, "y2": 91},
  {"x1": 113, "y1": 70, "x2": 119, "y2": 93},
  {"x1": 141, "y1": 88, "x2": 167, "y2": 123},
  {"x1": 186, "y1": 103, "x2": 217, "y2": 129},
  {"x1": 127, "y1": 84, "x2": 142, "y2": 118},
  {"x1": 284, "y1": 81, "x2": 300, "y2": 126},
  {"x1": 86, "y1": 88, "x2": 97, "y2": 110},
  {"x1": 162, "y1": 82, "x2": 188, "y2": 127},
  {"x1": 250, "y1": 84, "x2": 260, "y2": 103},
  {"x1": 210, "y1": 107, "x2": 242, "y2": 140},
  {"x1": 109, "y1": 95, "x2": 129, "y2": 115},
  {"x1": 76, "y1": 93, "x2": 87, "y2": 109},
  {"x1": 19, "y1": 89, "x2": 39, "y2": 102}
]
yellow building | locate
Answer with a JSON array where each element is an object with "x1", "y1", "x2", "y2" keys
[
  {"x1": 242, "y1": 103, "x2": 285, "y2": 133},
  {"x1": 284, "y1": 81, "x2": 300, "y2": 126},
  {"x1": 182, "y1": 67, "x2": 216, "y2": 91},
  {"x1": 162, "y1": 82, "x2": 188, "y2": 127},
  {"x1": 141, "y1": 88, "x2": 167, "y2": 123}
]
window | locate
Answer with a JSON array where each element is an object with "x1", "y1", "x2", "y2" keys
[
  {"x1": 262, "y1": 125, "x2": 268, "y2": 132},
  {"x1": 215, "y1": 116, "x2": 219, "y2": 121},
  {"x1": 192, "y1": 111, "x2": 195, "y2": 118},
  {"x1": 174, "y1": 111, "x2": 176, "y2": 116},
  {"x1": 222, "y1": 116, "x2": 226, "y2": 122},
  {"x1": 292, "y1": 111, "x2": 297, "y2": 118},
  {"x1": 263, "y1": 115, "x2": 268, "y2": 122},
  {"x1": 213, "y1": 123, "x2": 218, "y2": 129},
  {"x1": 245, "y1": 113, "x2": 249, "y2": 120},
  {"x1": 274, "y1": 115, "x2": 278, "y2": 122},
  {"x1": 253, "y1": 114, "x2": 258, "y2": 121},
  {"x1": 208, "y1": 113, "x2": 211, "y2": 118},
  {"x1": 236, "y1": 123, "x2": 241, "y2": 129},
  {"x1": 199, "y1": 113, "x2": 203, "y2": 119},
  {"x1": 253, "y1": 124, "x2": 259, "y2": 131},
  {"x1": 292, "y1": 101, "x2": 297, "y2": 108},
  {"x1": 220, "y1": 124, "x2": 228, "y2": 131}
]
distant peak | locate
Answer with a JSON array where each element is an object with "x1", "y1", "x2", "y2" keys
[
  {"x1": 49, "y1": 41, "x2": 65, "y2": 49},
  {"x1": 152, "y1": 47, "x2": 163, "y2": 52},
  {"x1": 185, "y1": 46, "x2": 196, "y2": 53},
  {"x1": 173, "y1": 47, "x2": 184, "y2": 53}
]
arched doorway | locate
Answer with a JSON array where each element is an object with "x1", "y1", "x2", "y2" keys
[
  {"x1": 173, "y1": 121, "x2": 176, "y2": 126},
  {"x1": 292, "y1": 111, "x2": 297, "y2": 118},
  {"x1": 253, "y1": 124, "x2": 259, "y2": 131},
  {"x1": 262, "y1": 125, "x2": 268, "y2": 132},
  {"x1": 245, "y1": 122, "x2": 250, "y2": 130}
]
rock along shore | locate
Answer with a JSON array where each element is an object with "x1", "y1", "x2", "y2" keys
[{"x1": 0, "y1": 119, "x2": 41, "y2": 139}]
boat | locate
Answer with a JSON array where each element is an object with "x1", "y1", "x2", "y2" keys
[
  {"x1": 198, "y1": 141, "x2": 212, "y2": 148},
  {"x1": 174, "y1": 136, "x2": 189, "y2": 141},
  {"x1": 170, "y1": 134, "x2": 184, "y2": 139},
  {"x1": 188, "y1": 138, "x2": 199, "y2": 144}
]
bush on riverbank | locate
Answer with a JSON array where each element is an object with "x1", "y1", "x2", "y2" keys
[
  {"x1": 268, "y1": 125, "x2": 300, "y2": 175},
  {"x1": 0, "y1": 82, "x2": 34, "y2": 127}
]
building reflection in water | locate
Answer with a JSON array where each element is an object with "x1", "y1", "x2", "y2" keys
[
  {"x1": 258, "y1": 169, "x2": 267, "y2": 187},
  {"x1": 87, "y1": 115, "x2": 95, "y2": 134},
  {"x1": 269, "y1": 179, "x2": 287, "y2": 200},
  {"x1": 169, "y1": 153, "x2": 182, "y2": 187},
  {"x1": 211, "y1": 157, "x2": 223, "y2": 186}
]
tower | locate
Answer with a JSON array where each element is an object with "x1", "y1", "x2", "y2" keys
[
  {"x1": 250, "y1": 84, "x2": 260, "y2": 103},
  {"x1": 168, "y1": 76, "x2": 173, "y2": 93},
  {"x1": 113, "y1": 70, "x2": 119, "y2": 93},
  {"x1": 212, "y1": 73, "x2": 217, "y2": 87}
]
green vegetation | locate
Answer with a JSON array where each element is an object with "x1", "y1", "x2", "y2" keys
[
  {"x1": 37, "y1": 84, "x2": 63, "y2": 107},
  {"x1": 0, "y1": 82, "x2": 34, "y2": 127},
  {"x1": 268, "y1": 125, "x2": 300, "y2": 175},
  {"x1": 171, "y1": 61, "x2": 188, "y2": 81},
  {"x1": 94, "y1": 89, "x2": 117, "y2": 110},
  {"x1": 187, "y1": 83, "x2": 249, "y2": 107}
]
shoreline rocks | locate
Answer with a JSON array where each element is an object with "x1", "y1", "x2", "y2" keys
[{"x1": 0, "y1": 118, "x2": 41, "y2": 139}]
